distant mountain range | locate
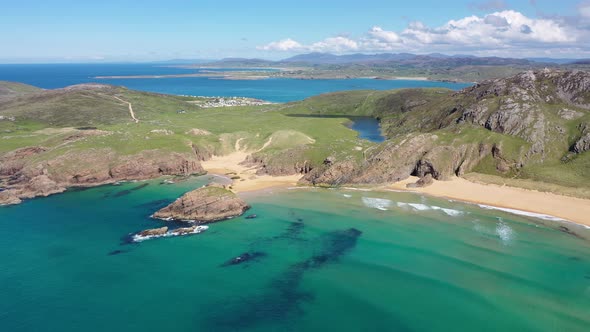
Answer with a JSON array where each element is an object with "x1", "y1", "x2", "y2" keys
[{"x1": 207, "y1": 52, "x2": 587, "y2": 66}]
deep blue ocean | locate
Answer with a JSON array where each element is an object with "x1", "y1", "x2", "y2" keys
[{"x1": 0, "y1": 63, "x2": 470, "y2": 102}]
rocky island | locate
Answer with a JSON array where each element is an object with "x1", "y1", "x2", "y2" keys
[{"x1": 153, "y1": 184, "x2": 250, "y2": 223}]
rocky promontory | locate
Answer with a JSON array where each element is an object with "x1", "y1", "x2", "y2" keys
[
  {"x1": 153, "y1": 184, "x2": 250, "y2": 223},
  {"x1": 0, "y1": 148, "x2": 205, "y2": 205}
]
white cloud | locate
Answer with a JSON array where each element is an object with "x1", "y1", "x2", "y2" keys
[
  {"x1": 257, "y1": 38, "x2": 303, "y2": 51},
  {"x1": 257, "y1": 10, "x2": 588, "y2": 57},
  {"x1": 367, "y1": 26, "x2": 401, "y2": 43},
  {"x1": 310, "y1": 36, "x2": 359, "y2": 52}
]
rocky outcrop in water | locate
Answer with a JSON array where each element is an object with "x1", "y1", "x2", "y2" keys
[
  {"x1": 221, "y1": 251, "x2": 267, "y2": 267},
  {"x1": 153, "y1": 184, "x2": 250, "y2": 223},
  {"x1": 138, "y1": 226, "x2": 168, "y2": 237}
]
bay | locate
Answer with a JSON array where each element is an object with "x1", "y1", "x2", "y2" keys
[
  {"x1": 0, "y1": 178, "x2": 589, "y2": 331},
  {"x1": 0, "y1": 64, "x2": 470, "y2": 102}
]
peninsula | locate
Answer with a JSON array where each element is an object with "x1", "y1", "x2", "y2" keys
[{"x1": 1, "y1": 69, "x2": 589, "y2": 226}]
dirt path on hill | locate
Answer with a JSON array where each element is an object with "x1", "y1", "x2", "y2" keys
[
  {"x1": 256, "y1": 137, "x2": 273, "y2": 152},
  {"x1": 113, "y1": 96, "x2": 139, "y2": 123},
  {"x1": 235, "y1": 137, "x2": 245, "y2": 151}
]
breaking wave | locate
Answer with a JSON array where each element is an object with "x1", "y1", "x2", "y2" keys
[
  {"x1": 361, "y1": 197, "x2": 393, "y2": 210},
  {"x1": 495, "y1": 219, "x2": 515, "y2": 245},
  {"x1": 132, "y1": 225, "x2": 209, "y2": 242},
  {"x1": 477, "y1": 204, "x2": 567, "y2": 222},
  {"x1": 396, "y1": 202, "x2": 464, "y2": 216},
  {"x1": 431, "y1": 206, "x2": 465, "y2": 217}
]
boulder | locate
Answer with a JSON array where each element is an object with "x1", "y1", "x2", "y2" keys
[{"x1": 406, "y1": 174, "x2": 434, "y2": 188}]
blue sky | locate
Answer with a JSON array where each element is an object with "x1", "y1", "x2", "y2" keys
[{"x1": 0, "y1": 0, "x2": 588, "y2": 62}]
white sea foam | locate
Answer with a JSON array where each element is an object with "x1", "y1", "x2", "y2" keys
[
  {"x1": 343, "y1": 194, "x2": 352, "y2": 198},
  {"x1": 362, "y1": 197, "x2": 393, "y2": 210},
  {"x1": 132, "y1": 225, "x2": 209, "y2": 242},
  {"x1": 408, "y1": 203, "x2": 431, "y2": 211},
  {"x1": 342, "y1": 187, "x2": 372, "y2": 192},
  {"x1": 381, "y1": 189, "x2": 406, "y2": 193},
  {"x1": 477, "y1": 204, "x2": 567, "y2": 222},
  {"x1": 495, "y1": 219, "x2": 515, "y2": 245},
  {"x1": 397, "y1": 202, "x2": 431, "y2": 211},
  {"x1": 431, "y1": 206, "x2": 464, "y2": 217},
  {"x1": 397, "y1": 202, "x2": 465, "y2": 217},
  {"x1": 287, "y1": 186, "x2": 314, "y2": 190}
]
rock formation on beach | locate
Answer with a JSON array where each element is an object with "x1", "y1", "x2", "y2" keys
[{"x1": 153, "y1": 184, "x2": 250, "y2": 223}]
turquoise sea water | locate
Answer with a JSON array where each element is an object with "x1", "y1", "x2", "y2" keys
[
  {"x1": 1, "y1": 64, "x2": 589, "y2": 331},
  {"x1": 0, "y1": 64, "x2": 470, "y2": 102},
  {"x1": 1, "y1": 178, "x2": 589, "y2": 331}
]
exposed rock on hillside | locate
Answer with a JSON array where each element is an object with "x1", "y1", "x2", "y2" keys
[
  {"x1": 573, "y1": 124, "x2": 590, "y2": 154},
  {"x1": 452, "y1": 70, "x2": 590, "y2": 158},
  {"x1": 303, "y1": 70, "x2": 590, "y2": 188},
  {"x1": 302, "y1": 134, "x2": 492, "y2": 186},
  {"x1": 153, "y1": 185, "x2": 250, "y2": 223},
  {"x1": 244, "y1": 147, "x2": 314, "y2": 176},
  {"x1": 186, "y1": 128, "x2": 212, "y2": 136}
]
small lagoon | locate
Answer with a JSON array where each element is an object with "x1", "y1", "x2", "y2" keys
[{"x1": 350, "y1": 117, "x2": 386, "y2": 142}]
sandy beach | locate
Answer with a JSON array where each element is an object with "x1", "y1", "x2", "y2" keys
[
  {"x1": 200, "y1": 143, "x2": 590, "y2": 228},
  {"x1": 388, "y1": 176, "x2": 590, "y2": 227},
  {"x1": 201, "y1": 151, "x2": 303, "y2": 193}
]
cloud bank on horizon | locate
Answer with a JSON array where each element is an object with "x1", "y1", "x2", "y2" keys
[{"x1": 258, "y1": 7, "x2": 590, "y2": 58}]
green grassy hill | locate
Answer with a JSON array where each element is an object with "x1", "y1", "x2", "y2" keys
[
  {"x1": 1, "y1": 69, "x2": 589, "y2": 204},
  {"x1": 296, "y1": 70, "x2": 590, "y2": 195},
  {"x1": 0, "y1": 81, "x2": 42, "y2": 99}
]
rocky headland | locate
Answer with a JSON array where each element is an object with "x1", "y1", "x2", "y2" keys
[{"x1": 0, "y1": 147, "x2": 205, "y2": 205}]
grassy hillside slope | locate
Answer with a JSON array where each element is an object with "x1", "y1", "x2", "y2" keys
[{"x1": 1, "y1": 69, "x2": 589, "y2": 204}]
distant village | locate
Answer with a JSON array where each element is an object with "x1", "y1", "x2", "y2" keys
[{"x1": 187, "y1": 96, "x2": 274, "y2": 108}]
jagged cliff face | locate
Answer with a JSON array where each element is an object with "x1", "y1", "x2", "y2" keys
[
  {"x1": 303, "y1": 69, "x2": 590, "y2": 187},
  {"x1": 0, "y1": 147, "x2": 204, "y2": 205},
  {"x1": 302, "y1": 134, "x2": 495, "y2": 186},
  {"x1": 453, "y1": 70, "x2": 590, "y2": 159}
]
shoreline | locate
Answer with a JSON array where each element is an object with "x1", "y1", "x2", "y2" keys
[
  {"x1": 200, "y1": 152, "x2": 303, "y2": 193},
  {"x1": 206, "y1": 158, "x2": 590, "y2": 228},
  {"x1": 93, "y1": 72, "x2": 461, "y2": 83},
  {"x1": 386, "y1": 176, "x2": 590, "y2": 228}
]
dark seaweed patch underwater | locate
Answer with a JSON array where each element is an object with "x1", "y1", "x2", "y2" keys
[{"x1": 205, "y1": 228, "x2": 362, "y2": 330}]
